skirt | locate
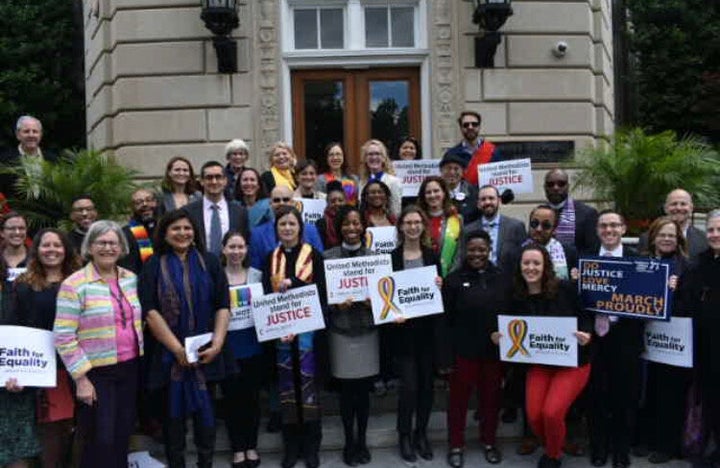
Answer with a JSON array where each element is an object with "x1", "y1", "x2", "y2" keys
[
  {"x1": 329, "y1": 329, "x2": 379, "y2": 379},
  {"x1": 0, "y1": 389, "x2": 41, "y2": 465}
]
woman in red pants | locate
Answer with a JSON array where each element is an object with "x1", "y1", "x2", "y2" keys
[{"x1": 492, "y1": 243, "x2": 593, "y2": 468}]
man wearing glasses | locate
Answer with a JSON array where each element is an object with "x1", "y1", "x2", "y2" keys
[
  {"x1": 248, "y1": 185, "x2": 323, "y2": 274},
  {"x1": 68, "y1": 194, "x2": 98, "y2": 255},
  {"x1": 544, "y1": 168, "x2": 599, "y2": 256},
  {"x1": 182, "y1": 160, "x2": 250, "y2": 256},
  {"x1": 447, "y1": 111, "x2": 501, "y2": 187}
]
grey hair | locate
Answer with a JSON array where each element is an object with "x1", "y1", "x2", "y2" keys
[
  {"x1": 81, "y1": 220, "x2": 129, "y2": 261},
  {"x1": 225, "y1": 139, "x2": 249, "y2": 158},
  {"x1": 15, "y1": 115, "x2": 42, "y2": 132},
  {"x1": 707, "y1": 209, "x2": 720, "y2": 226}
]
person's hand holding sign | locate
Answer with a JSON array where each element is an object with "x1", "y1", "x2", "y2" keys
[
  {"x1": 574, "y1": 331, "x2": 591, "y2": 346},
  {"x1": 491, "y1": 331, "x2": 503, "y2": 345},
  {"x1": 4, "y1": 378, "x2": 23, "y2": 393}
]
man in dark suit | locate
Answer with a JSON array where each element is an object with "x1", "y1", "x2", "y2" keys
[
  {"x1": 544, "y1": 168, "x2": 599, "y2": 256},
  {"x1": 465, "y1": 184, "x2": 525, "y2": 275},
  {"x1": 638, "y1": 188, "x2": 708, "y2": 260},
  {"x1": 440, "y1": 150, "x2": 479, "y2": 224},
  {"x1": 119, "y1": 188, "x2": 158, "y2": 274},
  {"x1": 182, "y1": 160, "x2": 249, "y2": 256},
  {"x1": 587, "y1": 210, "x2": 642, "y2": 468}
]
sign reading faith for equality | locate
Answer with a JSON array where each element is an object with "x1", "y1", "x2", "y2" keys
[
  {"x1": 252, "y1": 285, "x2": 325, "y2": 342},
  {"x1": 578, "y1": 256, "x2": 673, "y2": 321},
  {"x1": 365, "y1": 226, "x2": 397, "y2": 255},
  {"x1": 642, "y1": 317, "x2": 693, "y2": 368},
  {"x1": 497, "y1": 315, "x2": 578, "y2": 367},
  {"x1": 478, "y1": 158, "x2": 533, "y2": 194},
  {"x1": 0, "y1": 326, "x2": 57, "y2": 387},
  {"x1": 228, "y1": 283, "x2": 264, "y2": 331},
  {"x1": 294, "y1": 198, "x2": 327, "y2": 224},
  {"x1": 324, "y1": 254, "x2": 393, "y2": 305},
  {"x1": 368, "y1": 266, "x2": 443, "y2": 325},
  {"x1": 393, "y1": 160, "x2": 441, "y2": 198}
]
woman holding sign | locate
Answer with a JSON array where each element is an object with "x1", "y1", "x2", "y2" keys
[
  {"x1": 220, "y1": 231, "x2": 264, "y2": 468},
  {"x1": 323, "y1": 205, "x2": 379, "y2": 466},
  {"x1": 494, "y1": 243, "x2": 593, "y2": 468},
  {"x1": 139, "y1": 210, "x2": 233, "y2": 468},
  {"x1": 15, "y1": 229, "x2": 81, "y2": 467},
  {"x1": 390, "y1": 205, "x2": 442, "y2": 463},
  {"x1": 261, "y1": 205, "x2": 326, "y2": 468}
]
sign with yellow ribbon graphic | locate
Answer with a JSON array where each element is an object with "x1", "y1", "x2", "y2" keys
[
  {"x1": 506, "y1": 319, "x2": 530, "y2": 358},
  {"x1": 365, "y1": 226, "x2": 397, "y2": 254},
  {"x1": 497, "y1": 315, "x2": 579, "y2": 367},
  {"x1": 293, "y1": 198, "x2": 326, "y2": 224},
  {"x1": 368, "y1": 266, "x2": 444, "y2": 325}
]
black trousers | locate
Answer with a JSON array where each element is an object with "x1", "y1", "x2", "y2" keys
[
  {"x1": 282, "y1": 420, "x2": 322, "y2": 461},
  {"x1": 163, "y1": 397, "x2": 216, "y2": 468},
  {"x1": 339, "y1": 377, "x2": 373, "y2": 445},
  {"x1": 646, "y1": 362, "x2": 692, "y2": 457},
  {"x1": 77, "y1": 358, "x2": 138, "y2": 468},
  {"x1": 700, "y1": 370, "x2": 720, "y2": 449},
  {"x1": 589, "y1": 343, "x2": 641, "y2": 458},
  {"x1": 395, "y1": 349, "x2": 434, "y2": 435},
  {"x1": 220, "y1": 354, "x2": 263, "y2": 452}
]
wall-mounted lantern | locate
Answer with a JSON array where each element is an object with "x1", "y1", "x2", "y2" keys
[
  {"x1": 466, "y1": 0, "x2": 513, "y2": 68},
  {"x1": 201, "y1": 0, "x2": 239, "y2": 73}
]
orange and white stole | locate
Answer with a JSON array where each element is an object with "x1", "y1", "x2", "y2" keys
[{"x1": 270, "y1": 243, "x2": 314, "y2": 292}]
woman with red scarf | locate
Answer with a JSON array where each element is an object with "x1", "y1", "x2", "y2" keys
[{"x1": 315, "y1": 181, "x2": 347, "y2": 249}]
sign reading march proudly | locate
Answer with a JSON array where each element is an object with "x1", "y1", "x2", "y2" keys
[
  {"x1": 228, "y1": 283, "x2": 264, "y2": 331},
  {"x1": 578, "y1": 256, "x2": 673, "y2": 320},
  {"x1": 252, "y1": 285, "x2": 325, "y2": 342},
  {"x1": 368, "y1": 266, "x2": 443, "y2": 325},
  {"x1": 478, "y1": 158, "x2": 533, "y2": 194},
  {"x1": 393, "y1": 160, "x2": 441, "y2": 198},
  {"x1": 294, "y1": 198, "x2": 327, "y2": 224},
  {"x1": 0, "y1": 326, "x2": 57, "y2": 387},
  {"x1": 642, "y1": 317, "x2": 693, "y2": 368},
  {"x1": 324, "y1": 254, "x2": 393, "y2": 305},
  {"x1": 497, "y1": 315, "x2": 578, "y2": 367},
  {"x1": 365, "y1": 226, "x2": 397, "y2": 255}
]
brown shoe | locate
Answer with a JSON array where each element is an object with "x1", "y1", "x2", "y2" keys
[{"x1": 516, "y1": 437, "x2": 539, "y2": 455}]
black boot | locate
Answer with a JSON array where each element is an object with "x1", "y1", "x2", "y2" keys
[
  {"x1": 414, "y1": 429, "x2": 433, "y2": 460},
  {"x1": 399, "y1": 433, "x2": 416, "y2": 462},
  {"x1": 302, "y1": 421, "x2": 321, "y2": 468},
  {"x1": 355, "y1": 434, "x2": 371, "y2": 465},
  {"x1": 281, "y1": 425, "x2": 300, "y2": 468}
]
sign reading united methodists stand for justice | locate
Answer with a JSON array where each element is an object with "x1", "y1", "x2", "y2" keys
[
  {"x1": 368, "y1": 266, "x2": 443, "y2": 325},
  {"x1": 228, "y1": 283, "x2": 264, "y2": 331},
  {"x1": 252, "y1": 284, "x2": 325, "y2": 342},
  {"x1": 294, "y1": 198, "x2": 327, "y2": 224},
  {"x1": 578, "y1": 256, "x2": 673, "y2": 321},
  {"x1": 0, "y1": 326, "x2": 57, "y2": 387},
  {"x1": 478, "y1": 158, "x2": 534, "y2": 194},
  {"x1": 323, "y1": 254, "x2": 393, "y2": 305},
  {"x1": 393, "y1": 160, "x2": 441, "y2": 198},
  {"x1": 365, "y1": 226, "x2": 397, "y2": 255},
  {"x1": 497, "y1": 315, "x2": 578, "y2": 367}
]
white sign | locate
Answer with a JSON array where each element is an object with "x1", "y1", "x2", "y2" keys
[
  {"x1": 497, "y1": 315, "x2": 578, "y2": 367},
  {"x1": 7, "y1": 268, "x2": 27, "y2": 282},
  {"x1": 228, "y1": 283, "x2": 264, "y2": 331},
  {"x1": 0, "y1": 326, "x2": 57, "y2": 387},
  {"x1": 252, "y1": 284, "x2": 326, "y2": 342},
  {"x1": 184, "y1": 333, "x2": 213, "y2": 364},
  {"x1": 128, "y1": 451, "x2": 165, "y2": 468},
  {"x1": 368, "y1": 266, "x2": 443, "y2": 325},
  {"x1": 642, "y1": 317, "x2": 693, "y2": 368},
  {"x1": 478, "y1": 158, "x2": 534, "y2": 194},
  {"x1": 393, "y1": 160, "x2": 441, "y2": 197},
  {"x1": 324, "y1": 254, "x2": 393, "y2": 304},
  {"x1": 294, "y1": 198, "x2": 327, "y2": 224},
  {"x1": 365, "y1": 226, "x2": 397, "y2": 254}
]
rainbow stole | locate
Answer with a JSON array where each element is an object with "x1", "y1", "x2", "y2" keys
[
  {"x1": 439, "y1": 214, "x2": 461, "y2": 277},
  {"x1": 128, "y1": 219, "x2": 153, "y2": 263}
]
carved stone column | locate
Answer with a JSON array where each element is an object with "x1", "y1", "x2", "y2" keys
[
  {"x1": 256, "y1": 0, "x2": 281, "y2": 167},
  {"x1": 430, "y1": 0, "x2": 459, "y2": 155}
]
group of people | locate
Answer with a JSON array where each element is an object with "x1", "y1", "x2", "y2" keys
[{"x1": 0, "y1": 112, "x2": 718, "y2": 468}]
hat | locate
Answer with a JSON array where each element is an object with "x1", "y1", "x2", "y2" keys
[{"x1": 439, "y1": 149, "x2": 468, "y2": 169}]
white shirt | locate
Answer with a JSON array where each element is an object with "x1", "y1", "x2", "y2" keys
[
  {"x1": 202, "y1": 196, "x2": 229, "y2": 248},
  {"x1": 599, "y1": 244, "x2": 622, "y2": 322}
]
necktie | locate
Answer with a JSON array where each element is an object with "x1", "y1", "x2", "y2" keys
[
  {"x1": 209, "y1": 204, "x2": 222, "y2": 255},
  {"x1": 594, "y1": 251, "x2": 614, "y2": 337}
]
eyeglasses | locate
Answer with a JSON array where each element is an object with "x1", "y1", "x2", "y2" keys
[
  {"x1": 530, "y1": 219, "x2": 554, "y2": 231},
  {"x1": 366, "y1": 151, "x2": 383, "y2": 157},
  {"x1": 656, "y1": 233, "x2": 677, "y2": 240},
  {"x1": 272, "y1": 197, "x2": 292, "y2": 203},
  {"x1": 599, "y1": 222, "x2": 623, "y2": 229},
  {"x1": 462, "y1": 121, "x2": 480, "y2": 129},
  {"x1": 202, "y1": 174, "x2": 225, "y2": 181},
  {"x1": 72, "y1": 206, "x2": 96, "y2": 214},
  {"x1": 132, "y1": 197, "x2": 155, "y2": 206},
  {"x1": 2, "y1": 226, "x2": 27, "y2": 232},
  {"x1": 544, "y1": 180, "x2": 568, "y2": 188},
  {"x1": 93, "y1": 240, "x2": 120, "y2": 249},
  {"x1": 228, "y1": 151, "x2": 247, "y2": 156}
]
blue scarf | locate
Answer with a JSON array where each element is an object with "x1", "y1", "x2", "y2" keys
[{"x1": 158, "y1": 249, "x2": 215, "y2": 426}]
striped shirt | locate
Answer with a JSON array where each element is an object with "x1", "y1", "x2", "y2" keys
[{"x1": 54, "y1": 263, "x2": 144, "y2": 379}]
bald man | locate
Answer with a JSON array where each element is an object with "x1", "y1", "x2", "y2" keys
[{"x1": 639, "y1": 189, "x2": 708, "y2": 259}]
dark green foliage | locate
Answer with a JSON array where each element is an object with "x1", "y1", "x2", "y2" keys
[{"x1": 0, "y1": 0, "x2": 85, "y2": 150}]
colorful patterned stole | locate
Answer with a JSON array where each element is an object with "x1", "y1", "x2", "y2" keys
[{"x1": 128, "y1": 219, "x2": 153, "y2": 263}]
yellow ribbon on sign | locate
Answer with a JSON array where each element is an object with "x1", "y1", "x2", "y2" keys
[
  {"x1": 378, "y1": 276, "x2": 401, "y2": 320},
  {"x1": 506, "y1": 319, "x2": 530, "y2": 358}
]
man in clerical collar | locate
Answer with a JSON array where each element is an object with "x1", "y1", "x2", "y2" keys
[
  {"x1": 543, "y1": 168, "x2": 599, "y2": 256},
  {"x1": 68, "y1": 195, "x2": 98, "y2": 255},
  {"x1": 120, "y1": 188, "x2": 158, "y2": 273}
]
